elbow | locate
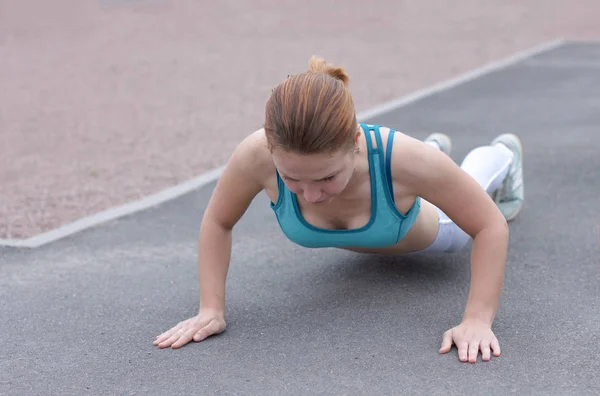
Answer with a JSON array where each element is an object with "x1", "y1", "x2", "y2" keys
[
  {"x1": 488, "y1": 213, "x2": 509, "y2": 241},
  {"x1": 497, "y1": 208, "x2": 509, "y2": 234},
  {"x1": 495, "y1": 212, "x2": 509, "y2": 233},
  {"x1": 499, "y1": 218, "x2": 510, "y2": 241},
  {"x1": 473, "y1": 211, "x2": 509, "y2": 241},
  {"x1": 200, "y1": 213, "x2": 233, "y2": 238},
  {"x1": 487, "y1": 204, "x2": 509, "y2": 236}
]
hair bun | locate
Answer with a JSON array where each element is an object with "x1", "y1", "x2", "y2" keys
[{"x1": 308, "y1": 55, "x2": 349, "y2": 86}]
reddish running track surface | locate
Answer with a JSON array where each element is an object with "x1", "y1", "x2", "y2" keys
[{"x1": 1, "y1": 0, "x2": 599, "y2": 239}]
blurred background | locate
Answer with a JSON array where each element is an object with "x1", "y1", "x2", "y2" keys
[{"x1": 1, "y1": 0, "x2": 598, "y2": 240}]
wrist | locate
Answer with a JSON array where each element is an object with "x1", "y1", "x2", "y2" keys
[
  {"x1": 461, "y1": 309, "x2": 495, "y2": 326},
  {"x1": 200, "y1": 300, "x2": 225, "y2": 315}
]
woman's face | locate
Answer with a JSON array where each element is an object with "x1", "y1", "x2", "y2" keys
[{"x1": 272, "y1": 146, "x2": 357, "y2": 205}]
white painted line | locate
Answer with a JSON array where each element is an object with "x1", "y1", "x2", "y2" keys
[
  {"x1": 1, "y1": 38, "x2": 566, "y2": 249},
  {"x1": 523, "y1": 59, "x2": 600, "y2": 69},
  {"x1": 0, "y1": 166, "x2": 225, "y2": 248},
  {"x1": 355, "y1": 38, "x2": 566, "y2": 121},
  {"x1": 563, "y1": 38, "x2": 600, "y2": 44}
]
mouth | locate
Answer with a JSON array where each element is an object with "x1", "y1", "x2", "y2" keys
[{"x1": 314, "y1": 196, "x2": 334, "y2": 204}]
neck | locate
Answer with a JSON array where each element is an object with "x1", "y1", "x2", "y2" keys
[{"x1": 337, "y1": 150, "x2": 370, "y2": 201}]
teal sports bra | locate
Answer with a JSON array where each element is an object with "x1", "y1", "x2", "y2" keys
[{"x1": 269, "y1": 123, "x2": 421, "y2": 249}]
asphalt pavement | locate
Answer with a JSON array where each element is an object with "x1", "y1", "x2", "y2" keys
[{"x1": 1, "y1": 40, "x2": 599, "y2": 396}]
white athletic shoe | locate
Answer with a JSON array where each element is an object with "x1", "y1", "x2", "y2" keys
[
  {"x1": 490, "y1": 133, "x2": 524, "y2": 221},
  {"x1": 424, "y1": 133, "x2": 452, "y2": 156}
]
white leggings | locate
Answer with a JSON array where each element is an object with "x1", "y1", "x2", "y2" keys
[{"x1": 415, "y1": 142, "x2": 514, "y2": 253}]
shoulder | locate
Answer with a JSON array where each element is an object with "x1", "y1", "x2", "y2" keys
[
  {"x1": 229, "y1": 128, "x2": 276, "y2": 186},
  {"x1": 375, "y1": 126, "x2": 434, "y2": 175},
  {"x1": 203, "y1": 129, "x2": 276, "y2": 229},
  {"x1": 376, "y1": 125, "x2": 457, "y2": 191},
  {"x1": 382, "y1": 126, "x2": 507, "y2": 236}
]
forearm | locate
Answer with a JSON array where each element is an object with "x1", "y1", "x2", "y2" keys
[
  {"x1": 197, "y1": 217, "x2": 233, "y2": 313},
  {"x1": 462, "y1": 222, "x2": 509, "y2": 325}
]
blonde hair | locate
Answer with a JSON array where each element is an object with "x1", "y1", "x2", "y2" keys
[{"x1": 264, "y1": 56, "x2": 356, "y2": 154}]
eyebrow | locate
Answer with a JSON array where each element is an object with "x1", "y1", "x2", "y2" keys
[{"x1": 282, "y1": 170, "x2": 340, "y2": 182}]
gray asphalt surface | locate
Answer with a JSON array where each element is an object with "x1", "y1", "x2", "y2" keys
[{"x1": 2, "y1": 41, "x2": 599, "y2": 396}]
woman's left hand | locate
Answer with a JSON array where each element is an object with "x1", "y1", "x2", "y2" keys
[{"x1": 439, "y1": 318, "x2": 501, "y2": 363}]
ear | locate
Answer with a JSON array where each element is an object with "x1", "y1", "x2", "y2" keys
[{"x1": 353, "y1": 128, "x2": 361, "y2": 144}]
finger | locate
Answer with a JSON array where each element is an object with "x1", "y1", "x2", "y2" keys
[
  {"x1": 439, "y1": 330, "x2": 453, "y2": 354},
  {"x1": 153, "y1": 324, "x2": 182, "y2": 345},
  {"x1": 154, "y1": 324, "x2": 183, "y2": 344},
  {"x1": 468, "y1": 341, "x2": 480, "y2": 364},
  {"x1": 193, "y1": 319, "x2": 225, "y2": 342},
  {"x1": 157, "y1": 328, "x2": 188, "y2": 349},
  {"x1": 480, "y1": 342, "x2": 492, "y2": 362},
  {"x1": 458, "y1": 342, "x2": 469, "y2": 362},
  {"x1": 490, "y1": 337, "x2": 501, "y2": 356},
  {"x1": 170, "y1": 328, "x2": 197, "y2": 349}
]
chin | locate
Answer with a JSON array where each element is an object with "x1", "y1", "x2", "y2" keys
[{"x1": 318, "y1": 196, "x2": 336, "y2": 204}]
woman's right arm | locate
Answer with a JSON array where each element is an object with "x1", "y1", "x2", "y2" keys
[
  {"x1": 197, "y1": 132, "x2": 270, "y2": 312},
  {"x1": 154, "y1": 130, "x2": 272, "y2": 349}
]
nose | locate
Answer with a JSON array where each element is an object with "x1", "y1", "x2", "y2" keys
[{"x1": 303, "y1": 188, "x2": 323, "y2": 203}]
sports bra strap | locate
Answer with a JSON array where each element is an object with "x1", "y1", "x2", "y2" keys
[
  {"x1": 360, "y1": 123, "x2": 385, "y2": 154},
  {"x1": 361, "y1": 123, "x2": 375, "y2": 154},
  {"x1": 372, "y1": 125, "x2": 384, "y2": 151},
  {"x1": 385, "y1": 129, "x2": 396, "y2": 203}
]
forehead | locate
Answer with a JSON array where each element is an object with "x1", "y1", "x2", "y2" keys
[{"x1": 272, "y1": 149, "x2": 346, "y2": 179}]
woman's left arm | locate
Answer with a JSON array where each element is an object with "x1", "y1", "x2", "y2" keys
[{"x1": 394, "y1": 136, "x2": 509, "y2": 363}]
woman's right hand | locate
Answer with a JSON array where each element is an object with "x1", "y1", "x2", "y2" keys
[{"x1": 153, "y1": 310, "x2": 226, "y2": 349}]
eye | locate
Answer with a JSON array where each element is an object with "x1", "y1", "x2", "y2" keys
[{"x1": 321, "y1": 175, "x2": 335, "y2": 182}]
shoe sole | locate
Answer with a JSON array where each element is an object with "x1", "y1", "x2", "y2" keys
[{"x1": 492, "y1": 134, "x2": 523, "y2": 221}]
